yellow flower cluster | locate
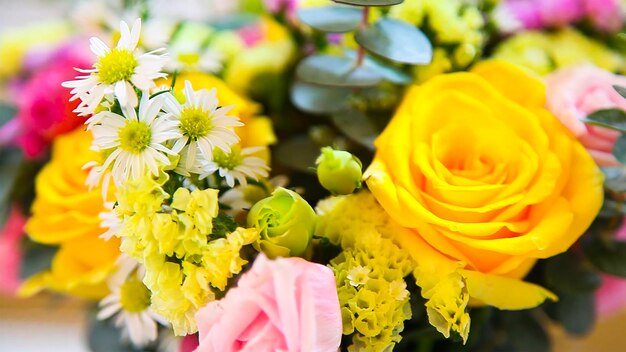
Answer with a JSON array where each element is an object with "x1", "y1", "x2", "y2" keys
[
  {"x1": 389, "y1": 0, "x2": 485, "y2": 82},
  {"x1": 316, "y1": 192, "x2": 415, "y2": 351},
  {"x1": 493, "y1": 28, "x2": 626, "y2": 75},
  {"x1": 112, "y1": 175, "x2": 258, "y2": 335}
]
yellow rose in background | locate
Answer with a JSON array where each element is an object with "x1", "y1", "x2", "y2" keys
[
  {"x1": 164, "y1": 72, "x2": 276, "y2": 156},
  {"x1": 364, "y1": 60, "x2": 603, "y2": 310},
  {"x1": 20, "y1": 128, "x2": 120, "y2": 300}
]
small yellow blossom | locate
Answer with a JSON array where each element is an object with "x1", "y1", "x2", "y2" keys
[{"x1": 347, "y1": 266, "x2": 371, "y2": 287}]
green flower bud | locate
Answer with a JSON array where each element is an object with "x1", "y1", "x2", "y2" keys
[
  {"x1": 247, "y1": 187, "x2": 317, "y2": 258},
  {"x1": 316, "y1": 147, "x2": 363, "y2": 195}
]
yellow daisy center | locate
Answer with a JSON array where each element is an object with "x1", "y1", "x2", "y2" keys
[
  {"x1": 96, "y1": 48, "x2": 138, "y2": 85},
  {"x1": 213, "y1": 146, "x2": 243, "y2": 170},
  {"x1": 177, "y1": 52, "x2": 201, "y2": 66},
  {"x1": 119, "y1": 275, "x2": 151, "y2": 313},
  {"x1": 119, "y1": 120, "x2": 152, "y2": 154},
  {"x1": 180, "y1": 107, "x2": 214, "y2": 140}
]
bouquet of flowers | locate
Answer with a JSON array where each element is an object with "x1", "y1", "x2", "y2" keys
[{"x1": 3, "y1": 0, "x2": 626, "y2": 351}]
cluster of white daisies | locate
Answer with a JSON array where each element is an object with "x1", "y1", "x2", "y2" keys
[
  {"x1": 64, "y1": 18, "x2": 269, "y2": 195},
  {"x1": 62, "y1": 19, "x2": 270, "y2": 348}
]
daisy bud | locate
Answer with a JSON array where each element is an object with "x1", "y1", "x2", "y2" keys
[
  {"x1": 247, "y1": 187, "x2": 316, "y2": 258},
  {"x1": 316, "y1": 147, "x2": 363, "y2": 195}
]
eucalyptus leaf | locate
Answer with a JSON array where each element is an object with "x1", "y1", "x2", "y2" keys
[
  {"x1": 584, "y1": 109, "x2": 626, "y2": 133},
  {"x1": 584, "y1": 238, "x2": 626, "y2": 277},
  {"x1": 332, "y1": 0, "x2": 404, "y2": 6},
  {"x1": 548, "y1": 292, "x2": 596, "y2": 336},
  {"x1": 290, "y1": 81, "x2": 352, "y2": 114},
  {"x1": 0, "y1": 149, "x2": 24, "y2": 222},
  {"x1": 355, "y1": 18, "x2": 432, "y2": 65},
  {"x1": 297, "y1": 7, "x2": 362, "y2": 33},
  {"x1": 344, "y1": 50, "x2": 412, "y2": 84},
  {"x1": 613, "y1": 134, "x2": 626, "y2": 164},
  {"x1": 274, "y1": 136, "x2": 322, "y2": 173},
  {"x1": 614, "y1": 85, "x2": 626, "y2": 99},
  {"x1": 20, "y1": 242, "x2": 57, "y2": 279},
  {"x1": 296, "y1": 55, "x2": 384, "y2": 87},
  {"x1": 331, "y1": 109, "x2": 379, "y2": 150},
  {"x1": 544, "y1": 252, "x2": 602, "y2": 293}
]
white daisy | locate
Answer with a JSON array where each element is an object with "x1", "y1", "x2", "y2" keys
[
  {"x1": 99, "y1": 201, "x2": 122, "y2": 241},
  {"x1": 162, "y1": 80, "x2": 243, "y2": 173},
  {"x1": 199, "y1": 145, "x2": 270, "y2": 188},
  {"x1": 63, "y1": 18, "x2": 168, "y2": 115},
  {"x1": 85, "y1": 93, "x2": 180, "y2": 187},
  {"x1": 98, "y1": 255, "x2": 167, "y2": 348}
]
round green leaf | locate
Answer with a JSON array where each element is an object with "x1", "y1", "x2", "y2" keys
[
  {"x1": 332, "y1": 0, "x2": 404, "y2": 6},
  {"x1": 344, "y1": 50, "x2": 412, "y2": 84},
  {"x1": 297, "y1": 7, "x2": 362, "y2": 33},
  {"x1": 355, "y1": 18, "x2": 433, "y2": 65},
  {"x1": 296, "y1": 54, "x2": 384, "y2": 87},
  {"x1": 332, "y1": 109, "x2": 379, "y2": 150},
  {"x1": 290, "y1": 81, "x2": 352, "y2": 114}
]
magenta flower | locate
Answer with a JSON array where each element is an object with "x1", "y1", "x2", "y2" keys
[{"x1": 0, "y1": 205, "x2": 27, "y2": 295}]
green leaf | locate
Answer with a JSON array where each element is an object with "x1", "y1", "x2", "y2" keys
[
  {"x1": 544, "y1": 252, "x2": 602, "y2": 293},
  {"x1": 297, "y1": 7, "x2": 362, "y2": 33},
  {"x1": 332, "y1": 0, "x2": 404, "y2": 6},
  {"x1": 602, "y1": 167, "x2": 626, "y2": 193},
  {"x1": 0, "y1": 102, "x2": 17, "y2": 126},
  {"x1": 613, "y1": 134, "x2": 626, "y2": 164},
  {"x1": 344, "y1": 50, "x2": 412, "y2": 84},
  {"x1": 274, "y1": 136, "x2": 322, "y2": 173},
  {"x1": 20, "y1": 241, "x2": 57, "y2": 279},
  {"x1": 331, "y1": 109, "x2": 379, "y2": 150},
  {"x1": 614, "y1": 85, "x2": 626, "y2": 99},
  {"x1": 546, "y1": 292, "x2": 596, "y2": 336},
  {"x1": 502, "y1": 310, "x2": 550, "y2": 352},
  {"x1": 290, "y1": 81, "x2": 352, "y2": 114},
  {"x1": 355, "y1": 18, "x2": 432, "y2": 65},
  {"x1": 0, "y1": 149, "x2": 24, "y2": 226},
  {"x1": 584, "y1": 109, "x2": 626, "y2": 133},
  {"x1": 584, "y1": 238, "x2": 626, "y2": 277},
  {"x1": 296, "y1": 55, "x2": 384, "y2": 87},
  {"x1": 211, "y1": 213, "x2": 238, "y2": 239},
  {"x1": 88, "y1": 313, "x2": 149, "y2": 352}
]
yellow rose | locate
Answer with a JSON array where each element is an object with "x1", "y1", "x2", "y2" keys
[
  {"x1": 20, "y1": 128, "x2": 120, "y2": 300},
  {"x1": 364, "y1": 61, "x2": 603, "y2": 309}
]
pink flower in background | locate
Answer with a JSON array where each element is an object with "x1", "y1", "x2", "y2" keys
[
  {"x1": 0, "y1": 41, "x2": 92, "y2": 158},
  {"x1": 546, "y1": 64, "x2": 626, "y2": 167},
  {"x1": 596, "y1": 220, "x2": 626, "y2": 317},
  {"x1": 194, "y1": 254, "x2": 342, "y2": 352},
  {"x1": 264, "y1": 0, "x2": 297, "y2": 16},
  {"x1": 584, "y1": 0, "x2": 623, "y2": 32},
  {"x1": 499, "y1": 0, "x2": 623, "y2": 32},
  {"x1": 0, "y1": 205, "x2": 27, "y2": 295},
  {"x1": 180, "y1": 334, "x2": 198, "y2": 352}
]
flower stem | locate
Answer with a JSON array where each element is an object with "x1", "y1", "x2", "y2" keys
[{"x1": 356, "y1": 6, "x2": 370, "y2": 67}]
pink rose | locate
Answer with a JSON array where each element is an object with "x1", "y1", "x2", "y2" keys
[
  {"x1": 596, "y1": 220, "x2": 626, "y2": 317},
  {"x1": 0, "y1": 41, "x2": 91, "y2": 158},
  {"x1": 194, "y1": 254, "x2": 342, "y2": 352},
  {"x1": 546, "y1": 64, "x2": 626, "y2": 167},
  {"x1": 0, "y1": 205, "x2": 27, "y2": 295}
]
